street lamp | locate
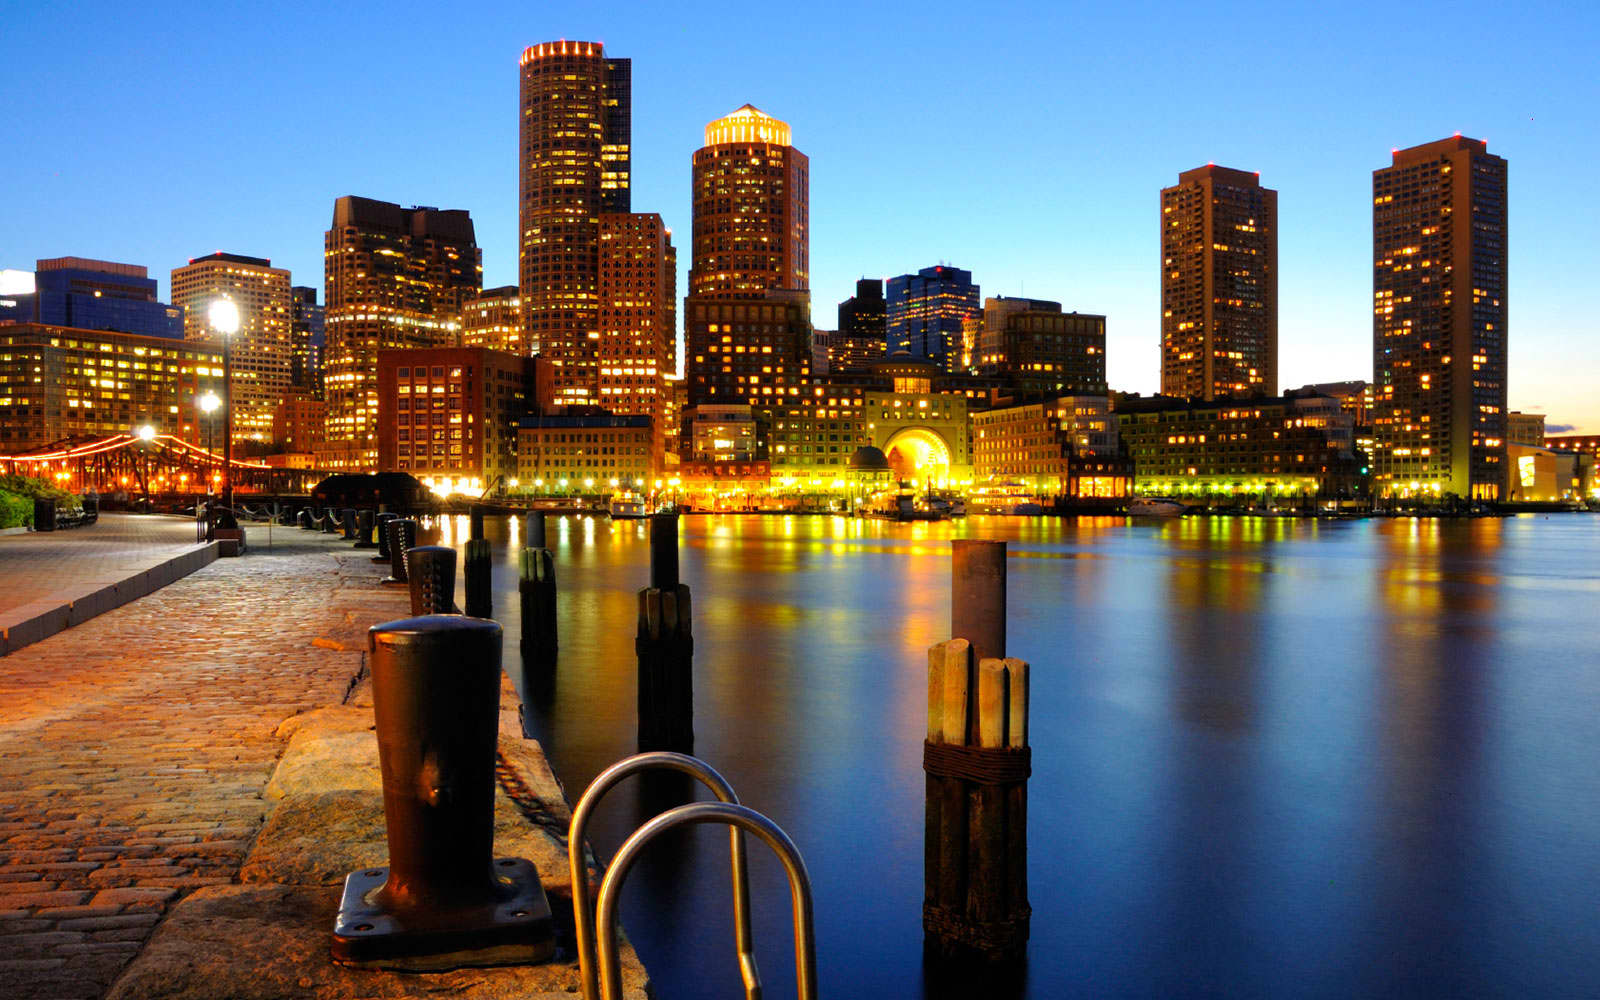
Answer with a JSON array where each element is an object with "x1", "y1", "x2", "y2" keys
[
  {"x1": 197, "y1": 391, "x2": 221, "y2": 493},
  {"x1": 208, "y1": 299, "x2": 240, "y2": 521}
]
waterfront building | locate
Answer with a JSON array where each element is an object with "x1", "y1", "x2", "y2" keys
[
  {"x1": 1115, "y1": 391, "x2": 1363, "y2": 498},
  {"x1": 171, "y1": 252, "x2": 293, "y2": 444},
  {"x1": 516, "y1": 412, "x2": 653, "y2": 492},
  {"x1": 518, "y1": 40, "x2": 632, "y2": 402},
  {"x1": 886, "y1": 265, "x2": 980, "y2": 371},
  {"x1": 375, "y1": 346, "x2": 547, "y2": 494},
  {"x1": 1160, "y1": 165, "x2": 1278, "y2": 400},
  {"x1": 689, "y1": 105, "x2": 809, "y2": 299},
  {"x1": 598, "y1": 212, "x2": 675, "y2": 458},
  {"x1": 686, "y1": 404, "x2": 758, "y2": 463},
  {"x1": 1506, "y1": 411, "x2": 1546, "y2": 447},
  {"x1": 0, "y1": 323, "x2": 221, "y2": 451},
  {"x1": 1545, "y1": 433, "x2": 1600, "y2": 460},
  {"x1": 834, "y1": 278, "x2": 887, "y2": 372},
  {"x1": 321, "y1": 196, "x2": 481, "y2": 471},
  {"x1": 972, "y1": 395, "x2": 1129, "y2": 502},
  {"x1": 461, "y1": 286, "x2": 523, "y2": 354},
  {"x1": 1371, "y1": 136, "x2": 1508, "y2": 500},
  {"x1": 0, "y1": 258, "x2": 184, "y2": 339},
  {"x1": 973, "y1": 296, "x2": 1106, "y2": 397},
  {"x1": 273, "y1": 393, "x2": 325, "y2": 458},
  {"x1": 1505, "y1": 442, "x2": 1592, "y2": 502},
  {"x1": 683, "y1": 294, "x2": 813, "y2": 430},
  {"x1": 289, "y1": 286, "x2": 325, "y2": 400}
]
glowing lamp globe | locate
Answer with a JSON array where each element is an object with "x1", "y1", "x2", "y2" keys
[
  {"x1": 208, "y1": 299, "x2": 241, "y2": 336},
  {"x1": 137, "y1": 425, "x2": 156, "y2": 441},
  {"x1": 198, "y1": 391, "x2": 221, "y2": 414}
]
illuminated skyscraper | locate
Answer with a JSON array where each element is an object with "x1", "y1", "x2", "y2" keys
[
  {"x1": 461, "y1": 286, "x2": 524, "y2": 354},
  {"x1": 321, "y1": 196, "x2": 481, "y2": 471},
  {"x1": 289, "y1": 286, "x2": 324, "y2": 399},
  {"x1": 1371, "y1": 136, "x2": 1507, "y2": 500},
  {"x1": 689, "y1": 105, "x2": 809, "y2": 299},
  {"x1": 1160, "y1": 165, "x2": 1277, "y2": 400},
  {"x1": 171, "y1": 252, "x2": 293, "y2": 443},
  {"x1": 886, "y1": 265, "x2": 979, "y2": 371},
  {"x1": 518, "y1": 40, "x2": 631, "y2": 406},
  {"x1": 598, "y1": 212, "x2": 675, "y2": 464},
  {"x1": 833, "y1": 278, "x2": 887, "y2": 373}
]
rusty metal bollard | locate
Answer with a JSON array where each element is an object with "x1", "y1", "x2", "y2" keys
[
  {"x1": 331, "y1": 616, "x2": 553, "y2": 970},
  {"x1": 372, "y1": 512, "x2": 397, "y2": 563},
  {"x1": 637, "y1": 513, "x2": 693, "y2": 753},
  {"x1": 519, "y1": 512, "x2": 557, "y2": 666},
  {"x1": 341, "y1": 508, "x2": 360, "y2": 540},
  {"x1": 297, "y1": 508, "x2": 313, "y2": 530},
  {"x1": 381, "y1": 519, "x2": 417, "y2": 587},
  {"x1": 320, "y1": 508, "x2": 338, "y2": 534},
  {"x1": 406, "y1": 546, "x2": 457, "y2": 616},
  {"x1": 354, "y1": 508, "x2": 377, "y2": 549}
]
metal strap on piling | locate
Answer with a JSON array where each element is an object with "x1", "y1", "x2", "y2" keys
[
  {"x1": 569, "y1": 752, "x2": 757, "y2": 1000},
  {"x1": 595, "y1": 801, "x2": 816, "y2": 1000}
]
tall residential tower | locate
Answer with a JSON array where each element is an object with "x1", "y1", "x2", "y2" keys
[
  {"x1": 1160, "y1": 165, "x2": 1277, "y2": 400},
  {"x1": 517, "y1": 41, "x2": 632, "y2": 406},
  {"x1": 1371, "y1": 136, "x2": 1507, "y2": 500},
  {"x1": 689, "y1": 105, "x2": 809, "y2": 299}
]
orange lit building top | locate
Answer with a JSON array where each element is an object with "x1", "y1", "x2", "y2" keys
[{"x1": 703, "y1": 105, "x2": 792, "y2": 147}]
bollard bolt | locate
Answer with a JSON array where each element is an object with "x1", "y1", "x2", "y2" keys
[
  {"x1": 331, "y1": 615, "x2": 553, "y2": 969},
  {"x1": 406, "y1": 545, "x2": 457, "y2": 616}
]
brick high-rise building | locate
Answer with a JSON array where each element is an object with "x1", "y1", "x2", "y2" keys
[
  {"x1": 1371, "y1": 136, "x2": 1507, "y2": 500},
  {"x1": 321, "y1": 196, "x2": 481, "y2": 471},
  {"x1": 517, "y1": 41, "x2": 631, "y2": 406},
  {"x1": 684, "y1": 296, "x2": 812, "y2": 422},
  {"x1": 689, "y1": 105, "x2": 809, "y2": 299},
  {"x1": 974, "y1": 296, "x2": 1107, "y2": 397},
  {"x1": 1160, "y1": 165, "x2": 1277, "y2": 400},
  {"x1": 171, "y1": 252, "x2": 293, "y2": 443},
  {"x1": 598, "y1": 213, "x2": 675, "y2": 459}
]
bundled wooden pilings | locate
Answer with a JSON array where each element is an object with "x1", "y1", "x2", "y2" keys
[
  {"x1": 924, "y1": 540, "x2": 1031, "y2": 964},
  {"x1": 518, "y1": 511, "x2": 557, "y2": 665},
  {"x1": 636, "y1": 513, "x2": 693, "y2": 753}
]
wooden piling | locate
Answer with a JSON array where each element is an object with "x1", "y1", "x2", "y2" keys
[
  {"x1": 464, "y1": 538, "x2": 492, "y2": 619},
  {"x1": 924, "y1": 542, "x2": 1030, "y2": 965},
  {"x1": 518, "y1": 543, "x2": 557, "y2": 664},
  {"x1": 637, "y1": 514, "x2": 692, "y2": 753}
]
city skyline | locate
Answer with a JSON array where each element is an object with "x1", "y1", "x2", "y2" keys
[{"x1": 2, "y1": 1, "x2": 1596, "y2": 431}]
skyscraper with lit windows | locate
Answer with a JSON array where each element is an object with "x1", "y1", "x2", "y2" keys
[
  {"x1": 689, "y1": 105, "x2": 809, "y2": 299},
  {"x1": 1371, "y1": 136, "x2": 1507, "y2": 500},
  {"x1": 886, "y1": 265, "x2": 979, "y2": 371},
  {"x1": 598, "y1": 212, "x2": 676, "y2": 459},
  {"x1": 171, "y1": 252, "x2": 292, "y2": 443},
  {"x1": 320, "y1": 196, "x2": 480, "y2": 471},
  {"x1": 1160, "y1": 165, "x2": 1277, "y2": 401},
  {"x1": 517, "y1": 40, "x2": 632, "y2": 407}
]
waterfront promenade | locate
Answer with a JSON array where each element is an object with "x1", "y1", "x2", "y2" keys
[{"x1": 0, "y1": 527, "x2": 640, "y2": 999}]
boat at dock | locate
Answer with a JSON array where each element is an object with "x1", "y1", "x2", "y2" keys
[{"x1": 608, "y1": 494, "x2": 649, "y2": 519}]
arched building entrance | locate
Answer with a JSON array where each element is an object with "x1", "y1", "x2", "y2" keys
[{"x1": 883, "y1": 426, "x2": 954, "y2": 487}]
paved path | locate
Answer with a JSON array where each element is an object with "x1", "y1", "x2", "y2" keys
[
  {"x1": 0, "y1": 514, "x2": 204, "y2": 618},
  {"x1": 0, "y1": 532, "x2": 406, "y2": 1000}
]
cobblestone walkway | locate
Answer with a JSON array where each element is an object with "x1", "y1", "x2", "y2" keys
[
  {"x1": 0, "y1": 533, "x2": 406, "y2": 999},
  {"x1": 0, "y1": 514, "x2": 203, "y2": 618}
]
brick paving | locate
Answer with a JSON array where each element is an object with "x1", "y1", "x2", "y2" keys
[
  {"x1": 0, "y1": 531, "x2": 406, "y2": 1000},
  {"x1": 0, "y1": 514, "x2": 203, "y2": 618}
]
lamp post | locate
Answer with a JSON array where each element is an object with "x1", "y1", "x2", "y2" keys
[
  {"x1": 197, "y1": 390, "x2": 221, "y2": 491},
  {"x1": 208, "y1": 299, "x2": 240, "y2": 521}
]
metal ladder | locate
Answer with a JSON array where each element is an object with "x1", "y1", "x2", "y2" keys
[{"x1": 568, "y1": 751, "x2": 818, "y2": 1000}]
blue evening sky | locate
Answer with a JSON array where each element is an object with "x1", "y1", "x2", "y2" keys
[{"x1": 3, "y1": 0, "x2": 1596, "y2": 430}]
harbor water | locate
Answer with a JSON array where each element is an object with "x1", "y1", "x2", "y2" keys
[{"x1": 425, "y1": 512, "x2": 1600, "y2": 999}]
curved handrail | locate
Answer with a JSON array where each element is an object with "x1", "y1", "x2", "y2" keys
[
  {"x1": 569, "y1": 752, "x2": 758, "y2": 1000},
  {"x1": 595, "y1": 801, "x2": 816, "y2": 1000}
]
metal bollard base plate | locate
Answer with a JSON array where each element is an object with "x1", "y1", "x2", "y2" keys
[{"x1": 330, "y1": 857, "x2": 554, "y2": 970}]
